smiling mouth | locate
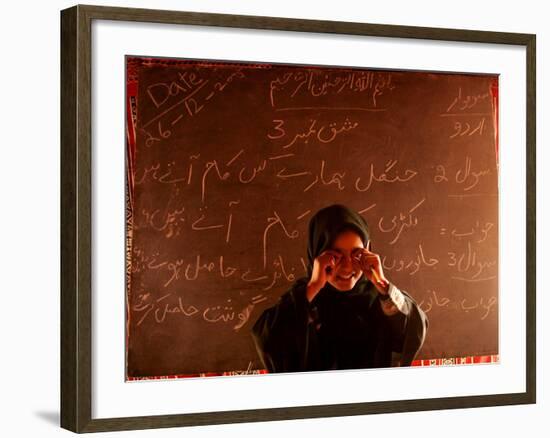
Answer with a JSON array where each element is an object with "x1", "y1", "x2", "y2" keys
[{"x1": 337, "y1": 273, "x2": 355, "y2": 280}]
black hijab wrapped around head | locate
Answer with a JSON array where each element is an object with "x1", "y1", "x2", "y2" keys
[{"x1": 306, "y1": 204, "x2": 371, "y2": 279}]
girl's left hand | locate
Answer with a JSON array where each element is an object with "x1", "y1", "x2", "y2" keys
[{"x1": 352, "y1": 247, "x2": 390, "y2": 295}]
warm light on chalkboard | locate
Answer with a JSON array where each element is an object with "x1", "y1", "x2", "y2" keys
[{"x1": 124, "y1": 55, "x2": 499, "y2": 380}]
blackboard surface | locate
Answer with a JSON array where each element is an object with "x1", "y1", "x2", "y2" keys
[{"x1": 125, "y1": 56, "x2": 499, "y2": 378}]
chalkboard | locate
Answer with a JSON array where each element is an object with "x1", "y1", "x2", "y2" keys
[{"x1": 125, "y1": 56, "x2": 499, "y2": 378}]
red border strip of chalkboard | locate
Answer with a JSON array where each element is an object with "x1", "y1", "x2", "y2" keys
[{"x1": 123, "y1": 355, "x2": 500, "y2": 381}]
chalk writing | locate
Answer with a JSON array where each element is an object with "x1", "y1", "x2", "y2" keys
[
  {"x1": 142, "y1": 79, "x2": 209, "y2": 138},
  {"x1": 267, "y1": 118, "x2": 359, "y2": 149},
  {"x1": 133, "y1": 293, "x2": 200, "y2": 326},
  {"x1": 132, "y1": 183, "x2": 185, "y2": 238},
  {"x1": 270, "y1": 70, "x2": 395, "y2": 109},
  {"x1": 355, "y1": 160, "x2": 417, "y2": 192},
  {"x1": 445, "y1": 87, "x2": 491, "y2": 114},
  {"x1": 455, "y1": 156, "x2": 492, "y2": 191},
  {"x1": 201, "y1": 160, "x2": 231, "y2": 203},
  {"x1": 378, "y1": 198, "x2": 425, "y2": 245},
  {"x1": 382, "y1": 243, "x2": 438, "y2": 275},
  {"x1": 146, "y1": 71, "x2": 206, "y2": 109},
  {"x1": 134, "y1": 203, "x2": 238, "y2": 242},
  {"x1": 226, "y1": 149, "x2": 244, "y2": 166},
  {"x1": 158, "y1": 254, "x2": 241, "y2": 287},
  {"x1": 142, "y1": 206, "x2": 185, "y2": 238},
  {"x1": 191, "y1": 206, "x2": 225, "y2": 231},
  {"x1": 261, "y1": 254, "x2": 298, "y2": 291},
  {"x1": 262, "y1": 212, "x2": 300, "y2": 269},
  {"x1": 135, "y1": 155, "x2": 201, "y2": 186},
  {"x1": 449, "y1": 118, "x2": 486, "y2": 138},
  {"x1": 132, "y1": 292, "x2": 267, "y2": 329},
  {"x1": 297, "y1": 210, "x2": 311, "y2": 220},
  {"x1": 448, "y1": 241, "x2": 497, "y2": 282},
  {"x1": 440, "y1": 221, "x2": 494, "y2": 243},
  {"x1": 303, "y1": 160, "x2": 346, "y2": 192},
  {"x1": 276, "y1": 167, "x2": 311, "y2": 181},
  {"x1": 164, "y1": 255, "x2": 212, "y2": 287},
  {"x1": 130, "y1": 246, "x2": 149, "y2": 274},
  {"x1": 358, "y1": 203, "x2": 377, "y2": 214},
  {"x1": 434, "y1": 157, "x2": 492, "y2": 192},
  {"x1": 145, "y1": 250, "x2": 306, "y2": 291},
  {"x1": 239, "y1": 158, "x2": 268, "y2": 184},
  {"x1": 434, "y1": 165, "x2": 448, "y2": 183},
  {"x1": 141, "y1": 69, "x2": 244, "y2": 143},
  {"x1": 419, "y1": 290, "x2": 497, "y2": 320}
]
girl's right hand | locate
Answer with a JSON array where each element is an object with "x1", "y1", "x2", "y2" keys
[{"x1": 306, "y1": 250, "x2": 342, "y2": 301}]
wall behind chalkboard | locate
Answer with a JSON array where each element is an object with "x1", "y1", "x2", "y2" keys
[{"x1": 125, "y1": 56, "x2": 499, "y2": 379}]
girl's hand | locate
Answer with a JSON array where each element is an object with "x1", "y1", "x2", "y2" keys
[
  {"x1": 306, "y1": 250, "x2": 342, "y2": 301},
  {"x1": 352, "y1": 247, "x2": 390, "y2": 295}
]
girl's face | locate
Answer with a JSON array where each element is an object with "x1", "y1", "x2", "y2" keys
[{"x1": 326, "y1": 229, "x2": 365, "y2": 291}]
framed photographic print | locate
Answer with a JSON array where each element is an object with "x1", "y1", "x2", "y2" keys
[{"x1": 60, "y1": 4, "x2": 536, "y2": 433}]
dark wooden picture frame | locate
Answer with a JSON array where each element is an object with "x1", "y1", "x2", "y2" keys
[{"x1": 60, "y1": 4, "x2": 536, "y2": 433}]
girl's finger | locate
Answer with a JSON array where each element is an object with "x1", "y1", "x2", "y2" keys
[
  {"x1": 327, "y1": 256, "x2": 339, "y2": 276},
  {"x1": 361, "y1": 259, "x2": 377, "y2": 275},
  {"x1": 362, "y1": 255, "x2": 380, "y2": 264},
  {"x1": 323, "y1": 253, "x2": 340, "y2": 269}
]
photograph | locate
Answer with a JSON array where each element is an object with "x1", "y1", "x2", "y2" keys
[{"x1": 125, "y1": 56, "x2": 499, "y2": 379}]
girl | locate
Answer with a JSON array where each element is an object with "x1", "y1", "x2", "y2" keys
[{"x1": 251, "y1": 204, "x2": 428, "y2": 373}]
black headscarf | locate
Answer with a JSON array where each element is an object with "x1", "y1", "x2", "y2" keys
[{"x1": 306, "y1": 204, "x2": 371, "y2": 279}]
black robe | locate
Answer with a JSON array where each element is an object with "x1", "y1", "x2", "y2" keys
[{"x1": 251, "y1": 276, "x2": 428, "y2": 373}]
